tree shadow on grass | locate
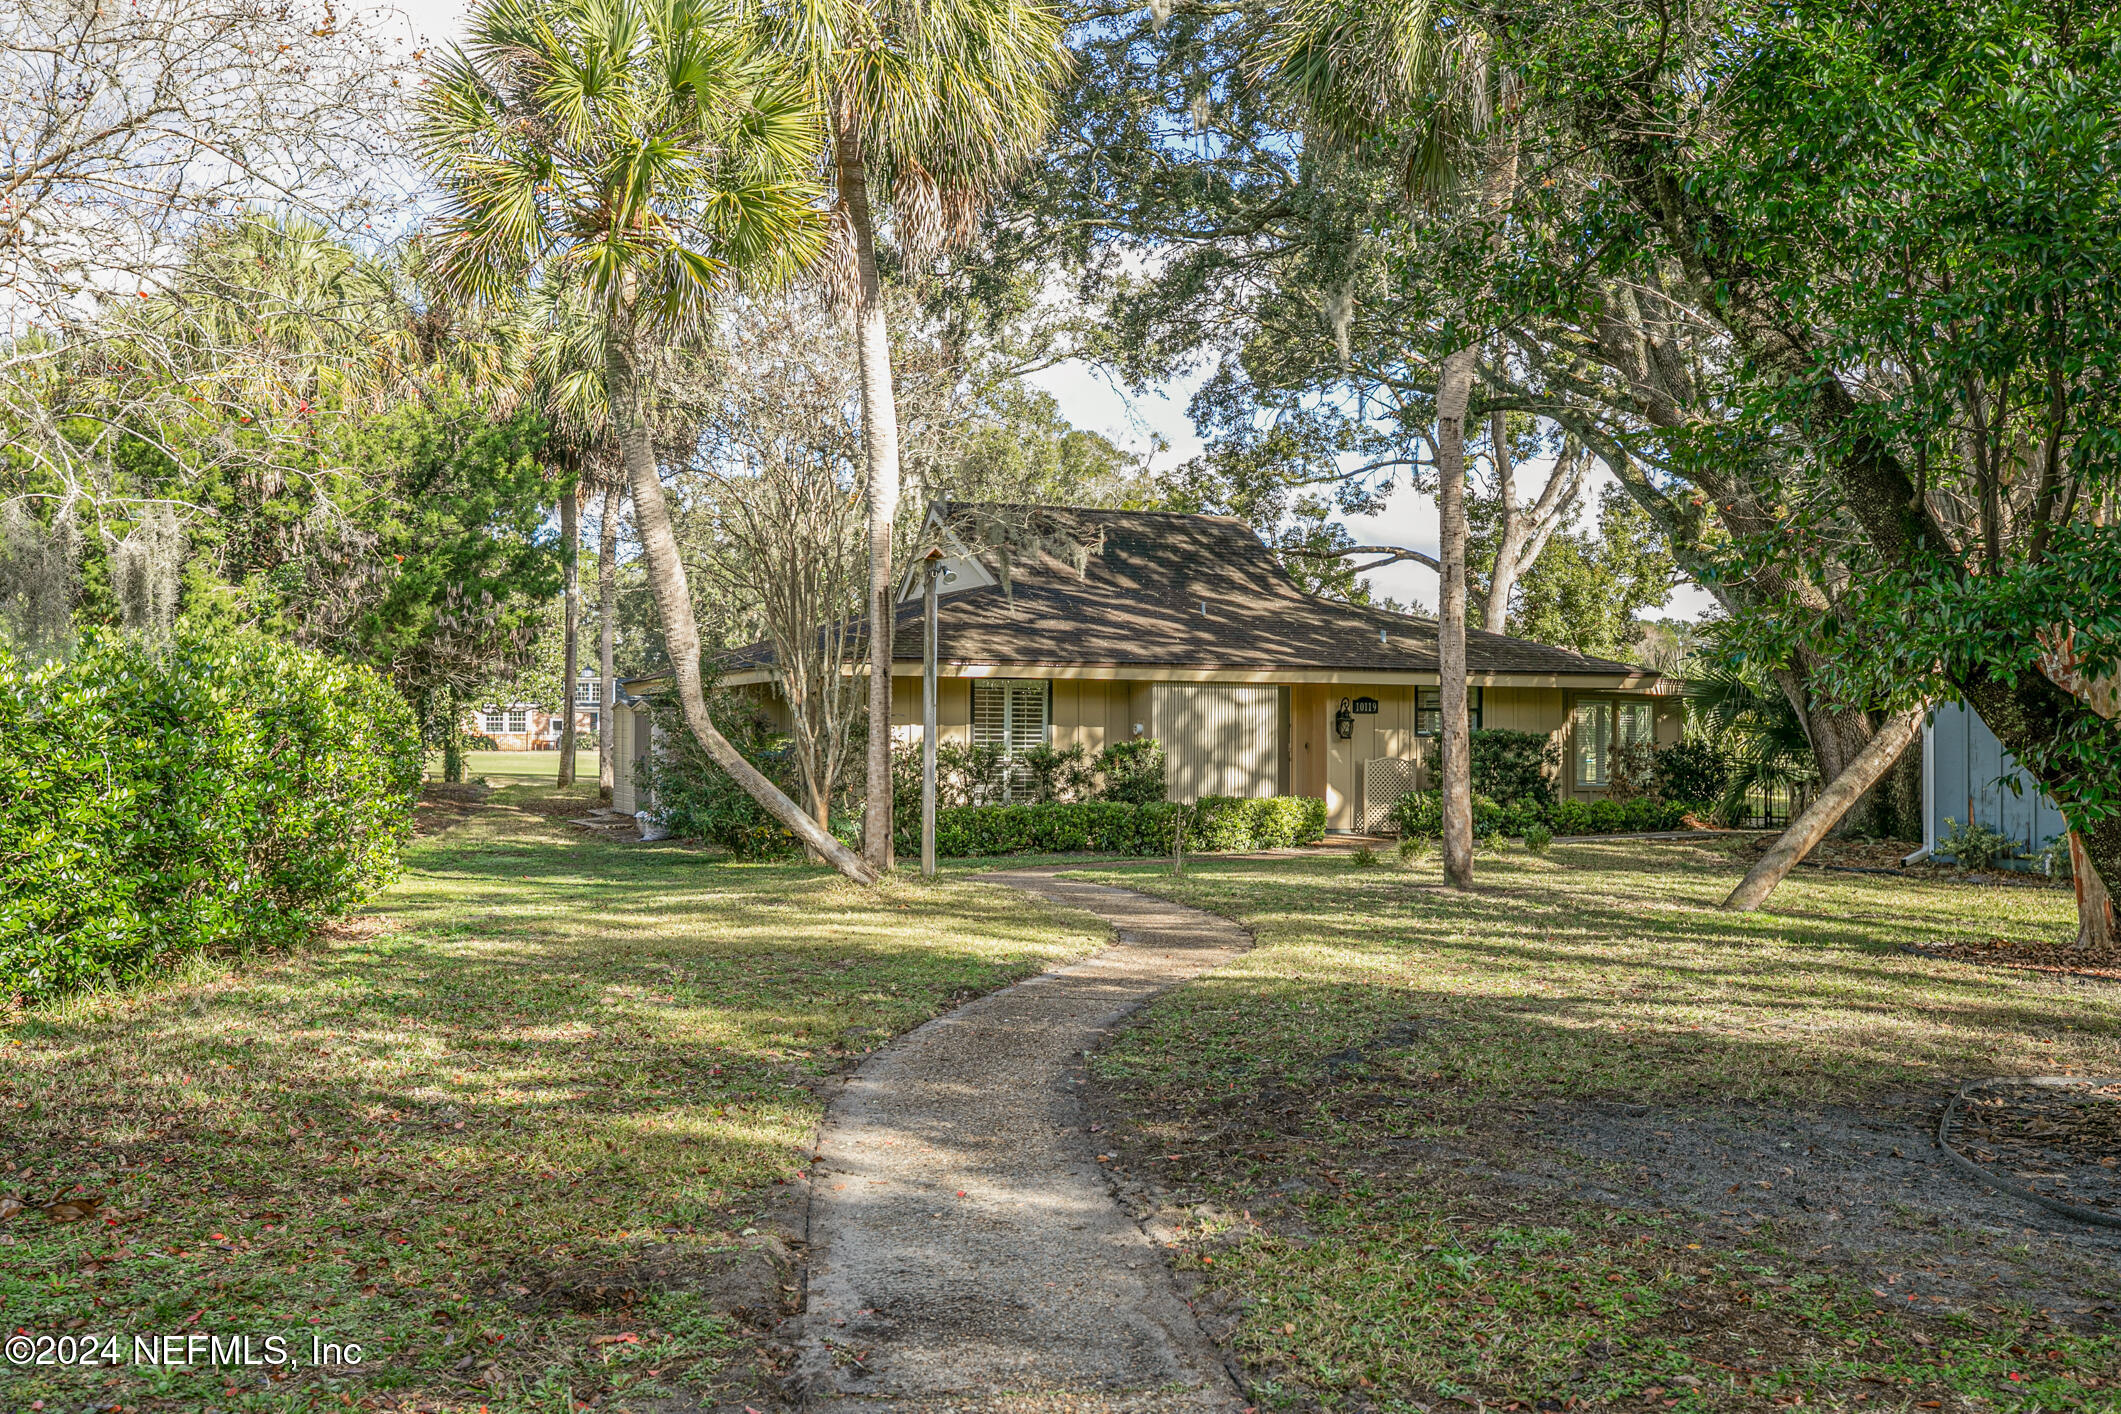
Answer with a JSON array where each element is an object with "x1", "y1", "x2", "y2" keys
[{"x1": 0, "y1": 791, "x2": 1106, "y2": 1413}]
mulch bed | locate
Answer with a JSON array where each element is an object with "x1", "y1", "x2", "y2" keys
[
  {"x1": 1943, "y1": 1079, "x2": 2121, "y2": 1217},
  {"x1": 1732, "y1": 832, "x2": 2077, "y2": 890}
]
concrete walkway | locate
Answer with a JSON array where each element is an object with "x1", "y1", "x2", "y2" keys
[{"x1": 794, "y1": 870, "x2": 1250, "y2": 1414}]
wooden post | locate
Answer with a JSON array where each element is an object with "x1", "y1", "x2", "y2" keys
[
  {"x1": 557, "y1": 488, "x2": 579, "y2": 786},
  {"x1": 922, "y1": 552, "x2": 940, "y2": 879}
]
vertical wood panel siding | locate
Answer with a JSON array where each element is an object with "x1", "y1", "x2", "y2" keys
[
  {"x1": 612, "y1": 707, "x2": 637, "y2": 816},
  {"x1": 1152, "y1": 683, "x2": 1280, "y2": 801},
  {"x1": 1927, "y1": 702, "x2": 2067, "y2": 862}
]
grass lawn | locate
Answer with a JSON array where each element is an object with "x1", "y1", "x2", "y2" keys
[
  {"x1": 427, "y1": 749, "x2": 600, "y2": 785},
  {"x1": 1, "y1": 780, "x2": 1102, "y2": 1414},
  {"x1": 1074, "y1": 840, "x2": 2121, "y2": 1413}
]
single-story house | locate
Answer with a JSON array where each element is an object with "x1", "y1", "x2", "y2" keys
[{"x1": 612, "y1": 505, "x2": 1680, "y2": 828}]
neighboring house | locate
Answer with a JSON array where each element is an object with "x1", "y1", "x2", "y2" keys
[
  {"x1": 1922, "y1": 702, "x2": 2069, "y2": 868},
  {"x1": 612, "y1": 505, "x2": 1679, "y2": 830},
  {"x1": 467, "y1": 671, "x2": 602, "y2": 752}
]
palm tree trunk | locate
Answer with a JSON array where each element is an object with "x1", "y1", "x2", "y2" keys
[
  {"x1": 598, "y1": 481, "x2": 620, "y2": 803},
  {"x1": 605, "y1": 334, "x2": 876, "y2": 884},
  {"x1": 837, "y1": 116, "x2": 900, "y2": 873},
  {"x1": 1436, "y1": 349, "x2": 1477, "y2": 889},
  {"x1": 558, "y1": 486, "x2": 579, "y2": 786},
  {"x1": 1722, "y1": 704, "x2": 1925, "y2": 911}
]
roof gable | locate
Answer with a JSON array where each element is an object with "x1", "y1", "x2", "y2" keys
[{"x1": 729, "y1": 502, "x2": 1655, "y2": 681}]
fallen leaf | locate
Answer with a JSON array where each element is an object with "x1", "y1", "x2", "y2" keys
[
  {"x1": 0, "y1": 1195, "x2": 23, "y2": 1222},
  {"x1": 42, "y1": 1196, "x2": 104, "y2": 1223},
  {"x1": 588, "y1": 1333, "x2": 639, "y2": 1346}
]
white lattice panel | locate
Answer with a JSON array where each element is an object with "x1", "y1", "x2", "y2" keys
[{"x1": 1361, "y1": 757, "x2": 1422, "y2": 833}]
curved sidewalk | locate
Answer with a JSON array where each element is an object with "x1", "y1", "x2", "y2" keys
[{"x1": 795, "y1": 870, "x2": 1251, "y2": 1414}]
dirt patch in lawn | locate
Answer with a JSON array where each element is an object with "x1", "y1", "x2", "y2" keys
[
  {"x1": 413, "y1": 779, "x2": 492, "y2": 835},
  {"x1": 1087, "y1": 1073, "x2": 2121, "y2": 1411},
  {"x1": 1066, "y1": 841, "x2": 2121, "y2": 1410},
  {"x1": 1538, "y1": 1094, "x2": 2121, "y2": 1318}
]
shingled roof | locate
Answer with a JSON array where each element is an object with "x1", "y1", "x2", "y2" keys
[{"x1": 723, "y1": 504, "x2": 1653, "y2": 681}]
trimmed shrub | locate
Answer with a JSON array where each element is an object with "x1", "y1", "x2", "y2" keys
[
  {"x1": 891, "y1": 736, "x2": 1168, "y2": 810},
  {"x1": 0, "y1": 629, "x2": 422, "y2": 1005},
  {"x1": 1096, "y1": 738, "x2": 1168, "y2": 805},
  {"x1": 1649, "y1": 737, "x2": 1730, "y2": 808},
  {"x1": 1523, "y1": 824, "x2": 1554, "y2": 854},
  {"x1": 1551, "y1": 797, "x2": 1690, "y2": 835},
  {"x1": 1390, "y1": 789, "x2": 1688, "y2": 839},
  {"x1": 899, "y1": 794, "x2": 1324, "y2": 859},
  {"x1": 1469, "y1": 728, "x2": 1560, "y2": 809},
  {"x1": 1388, "y1": 790, "x2": 1546, "y2": 839}
]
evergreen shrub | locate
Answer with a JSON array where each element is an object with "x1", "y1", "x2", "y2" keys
[
  {"x1": 0, "y1": 629, "x2": 422, "y2": 1004},
  {"x1": 901, "y1": 794, "x2": 1325, "y2": 859}
]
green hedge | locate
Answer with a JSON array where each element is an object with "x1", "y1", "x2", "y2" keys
[
  {"x1": 1391, "y1": 790, "x2": 1691, "y2": 839},
  {"x1": 0, "y1": 629, "x2": 423, "y2": 1005},
  {"x1": 899, "y1": 794, "x2": 1326, "y2": 858},
  {"x1": 1551, "y1": 796, "x2": 1691, "y2": 835}
]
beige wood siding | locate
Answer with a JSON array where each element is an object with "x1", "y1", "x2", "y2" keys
[
  {"x1": 891, "y1": 676, "x2": 973, "y2": 744},
  {"x1": 1052, "y1": 680, "x2": 1132, "y2": 752},
  {"x1": 1151, "y1": 683, "x2": 1279, "y2": 800},
  {"x1": 1480, "y1": 685, "x2": 1565, "y2": 733},
  {"x1": 613, "y1": 704, "x2": 646, "y2": 816},
  {"x1": 1290, "y1": 683, "x2": 1331, "y2": 805}
]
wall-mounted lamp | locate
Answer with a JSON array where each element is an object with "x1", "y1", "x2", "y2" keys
[{"x1": 1334, "y1": 697, "x2": 1355, "y2": 740}]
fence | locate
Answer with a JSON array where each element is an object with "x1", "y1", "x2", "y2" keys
[{"x1": 1730, "y1": 781, "x2": 1811, "y2": 830}]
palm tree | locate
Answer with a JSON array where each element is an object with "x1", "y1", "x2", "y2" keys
[
  {"x1": 526, "y1": 281, "x2": 626, "y2": 793},
  {"x1": 419, "y1": 0, "x2": 878, "y2": 882},
  {"x1": 753, "y1": 0, "x2": 1070, "y2": 871},
  {"x1": 1263, "y1": 0, "x2": 1518, "y2": 890}
]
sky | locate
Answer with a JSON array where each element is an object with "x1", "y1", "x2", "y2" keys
[
  {"x1": 1038, "y1": 358, "x2": 1717, "y2": 619},
  {"x1": 388, "y1": 0, "x2": 1712, "y2": 622}
]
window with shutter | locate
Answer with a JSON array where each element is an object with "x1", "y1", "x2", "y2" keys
[
  {"x1": 971, "y1": 679, "x2": 1051, "y2": 801},
  {"x1": 1574, "y1": 700, "x2": 1612, "y2": 787},
  {"x1": 1414, "y1": 686, "x2": 1483, "y2": 735},
  {"x1": 1617, "y1": 701, "x2": 1653, "y2": 749}
]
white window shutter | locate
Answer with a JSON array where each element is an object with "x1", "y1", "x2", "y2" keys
[
  {"x1": 1008, "y1": 682, "x2": 1048, "y2": 756},
  {"x1": 972, "y1": 681, "x2": 1008, "y2": 749},
  {"x1": 971, "y1": 680, "x2": 1050, "y2": 800}
]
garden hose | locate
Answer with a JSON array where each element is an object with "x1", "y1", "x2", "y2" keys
[{"x1": 1936, "y1": 1076, "x2": 2121, "y2": 1230}]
